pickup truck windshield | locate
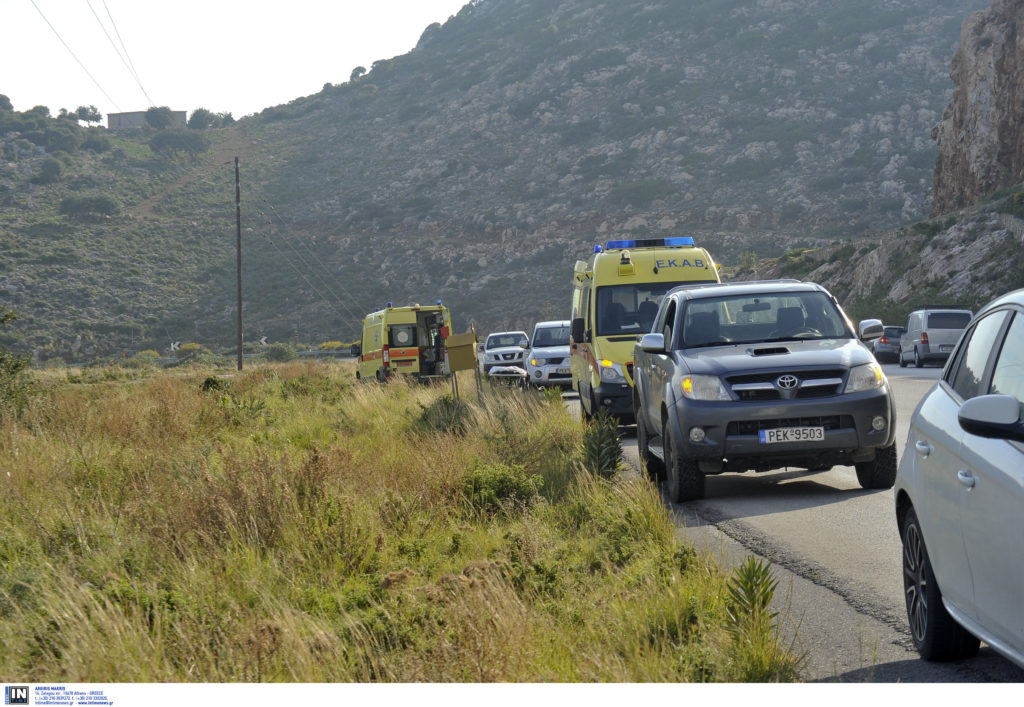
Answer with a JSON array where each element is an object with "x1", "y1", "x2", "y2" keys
[
  {"x1": 596, "y1": 281, "x2": 715, "y2": 337},
  {"x1": 680, "y1": 291, "x2": 850, "y2": 348}
]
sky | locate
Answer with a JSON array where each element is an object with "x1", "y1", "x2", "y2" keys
[{"x1": 1, "y1": 0, "x2": 470, "y2": 121}]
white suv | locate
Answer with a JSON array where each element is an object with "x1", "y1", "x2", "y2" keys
[
  {"x1": 895, "y1": 288, "x2": 1024, "y2": 669},
  {"x1": 481, "y1": 331, "x2": 528, "y2": 374}
]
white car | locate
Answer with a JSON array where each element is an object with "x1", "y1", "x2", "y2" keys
[
  {"x1": 481, "y1": 331, "x2": 528, "y2": 374},
  {"x1": 895, "y1": 288, "x2": 1024, "y2": 669},
  {"x1": 525, "y1": 320, "x2": 571, "y2": 388}
]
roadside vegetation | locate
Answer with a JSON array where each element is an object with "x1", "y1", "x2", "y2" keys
[{"x1": 0, "y1": 362, "x2": 799, "y2": 681}]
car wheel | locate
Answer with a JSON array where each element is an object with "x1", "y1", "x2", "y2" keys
[
  {"x1": 901, "y1": 508, "x2": 981, "y2": 661},
  {"x1": 637, "y1": 413, "x2": 665, "y2": 482},
  {"x1": 663, "y1": 420, "x2": 705, "y2": 502},
  {"x1": 914, "y1": 348, "x2": 923, "y2": 368},
  {"x1": 854, "y1": 442, "x2": 897, "y2": 489}
]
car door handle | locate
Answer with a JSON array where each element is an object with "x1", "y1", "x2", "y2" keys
[
  {"x1": 914, "y1": 440, "x2": 932, "y2": 457},
  {"x1": 957, "y1": 470, "x2": 976, "y2": 489}
]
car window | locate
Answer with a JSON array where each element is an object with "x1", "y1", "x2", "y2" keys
[
  {"x1": 927, "y1": 312, "x2": 972, "y2": 329},
  {"x1": 388, "y1": 324, "x2": 417, "y2": 347},
  {"x1": 989, "y1": 312, "x2": 1024, "y2": 410},
  {"x1": 948, "y1": 310, "x2": 1010, "y2": 401},
  {"x1": 661, "y1": 299, "x2": 677, "y2": 346}
]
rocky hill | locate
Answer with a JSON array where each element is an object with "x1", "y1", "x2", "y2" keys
[
  {"x1": 933, "y1": 0, "x2": 1024, "y2": 213},
  {"x1": 0, "y1": 0, "x2": 993, "y2": 358}
]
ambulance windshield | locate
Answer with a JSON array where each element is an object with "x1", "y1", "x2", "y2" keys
[{"x1": 596, "y1": 281, "x2": 714, "y2": 337}]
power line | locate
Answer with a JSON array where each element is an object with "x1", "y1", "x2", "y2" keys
[
  {"x1": 28, "y1": 0, "x2": 122, "y2": 112},
  {"x1": 258, "y1": 198, "x2": 373, "y2": 316},
  {"x1": 250, "y1": 204, "x2": 367, "y2": 333},
  {"x1": 87, "y1": 0, "x2": 154, "y2": 107}
]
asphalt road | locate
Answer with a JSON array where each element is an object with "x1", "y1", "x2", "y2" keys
[{"x1": 575, "y1": 362, "x2": 1024, "y2": 681}]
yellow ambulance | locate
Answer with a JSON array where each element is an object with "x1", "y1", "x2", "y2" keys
[
  {"x1": 355, "y1": 301, "x2": 452, "y2": 382},
  {"x1": 570, "y1": 236, "x2": 720, "y2": 422}
]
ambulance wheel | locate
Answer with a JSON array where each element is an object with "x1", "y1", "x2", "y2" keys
[
  {"x1": 579, "y1": 387, "x2": 594, "y2": 421},
  {"x1": 356, "y1": 371, "x2": 361, "y2": 380}
]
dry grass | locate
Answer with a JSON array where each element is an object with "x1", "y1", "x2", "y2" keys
[{"x1": 0, "y1": 362, "x2": 799, "y2": 682}]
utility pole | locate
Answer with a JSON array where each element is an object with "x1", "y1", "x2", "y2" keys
[{"x1": 235, "y1": 157, "x2": 243, "y2": 371}]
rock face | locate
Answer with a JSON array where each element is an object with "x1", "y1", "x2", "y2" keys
[{"x1": 933, "y1": 0, "x2": 1024, "y2": 213}]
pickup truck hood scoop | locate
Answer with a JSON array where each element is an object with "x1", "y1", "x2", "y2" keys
[{"x1": 749, "y1": 346, "x2": 790, "y2": 356}]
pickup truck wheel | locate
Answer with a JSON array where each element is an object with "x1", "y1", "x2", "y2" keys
[
  {"x1": 855, "y1": 442, "x2": 897, "y2": 489},
  {"x1": 901, "y1": 508, "x2": 980, "y2": 661},
  {"x1": 637, "y1": 416, "x2": 665, "y2": 482},
  {"x1": 663, "y1": 422, "x2": 705, "y2": 502},
  {"x1": 914, "y1": 348, "x2": 923, "y2": 368}
]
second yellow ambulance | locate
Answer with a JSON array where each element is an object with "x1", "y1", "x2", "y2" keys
[{"x1": 570, "y1": 236, "x2": 720, "y2": 422}]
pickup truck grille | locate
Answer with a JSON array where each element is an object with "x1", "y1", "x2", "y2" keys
[
  {"x1": 725, "y1": 369, "x2": 845, "y2": 400},
  {"x1": 727, "y1": 415, "x2": 851, "y2": 436}
]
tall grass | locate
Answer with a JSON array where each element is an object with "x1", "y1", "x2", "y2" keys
[{"x1": 0, "y1": 362, "x2": 799, "y2": 681}]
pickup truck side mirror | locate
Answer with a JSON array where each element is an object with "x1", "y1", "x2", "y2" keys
[
  {"x1": 640, "y1": 333, "x2": 666, "y2": 353},
  {"x1": 858, "y1": 319, "x2": 883, "y2": 341}
]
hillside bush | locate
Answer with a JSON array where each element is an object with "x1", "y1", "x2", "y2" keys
[
  {"x1": 0, "y1": 308, "x2": 31, "y2": 419},
  {"x1": 59, "y1": 194, "x2": 119, "y2": 219}
]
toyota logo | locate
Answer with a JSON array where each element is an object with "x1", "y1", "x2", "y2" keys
[{"x1": 776, "y1": 374, "x2": 799, "y2": 389}]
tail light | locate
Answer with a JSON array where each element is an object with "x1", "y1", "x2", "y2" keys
[
  {"x1": 382, "y1": 345, "x2": 390, "y2": 364},
  {"x1": 920, "y1": 332, "x2": 929, "y2": 346},
  {"x1": 878, "y1": 336, "x2": 889, "y2": 344}
]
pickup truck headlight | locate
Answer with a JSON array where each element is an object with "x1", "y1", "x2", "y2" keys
[
  {"x1": 681, "y1": 374, "x2": 731, "y2": 401},
  {"x1": 598, "y1": 360, "x2": 627, "y2": 384},
  {"x1": 844, "y1": 362, "x2": 885, "y2": 393}
]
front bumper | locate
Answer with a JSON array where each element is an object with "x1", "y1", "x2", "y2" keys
[
  {"x1": 526, "y1": 363, "x2": 573, "y2": 386},
  {"x1": 591, "y1": 382, "x2": 634, "y2": 422},
  {"x1": 668, "y1": 388, "x2": 894, "y2": 472}
]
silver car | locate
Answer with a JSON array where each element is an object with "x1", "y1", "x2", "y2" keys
[
  {"x1": 895, "y1": 288, "x2": 1024, "y2": 669},
  {"x1": 525, "y1": 320, "x2": 571, "y2": 388}
]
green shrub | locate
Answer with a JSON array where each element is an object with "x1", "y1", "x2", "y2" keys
[
  {"x1": 0, "y1": 308, "x2": 31, "y2": 420},
  {"x1": 462, "y1": 461, "x2": 542, "y2": 517},
  {"x1": 579, "y1": 410, "x2": 623, "y2": 479},
  {"x1": 261, "y1": 343, "x2": 295, "y2": 362},
  {"x1": 417, "y1": 393, "x2": 469, "y2": 435}
]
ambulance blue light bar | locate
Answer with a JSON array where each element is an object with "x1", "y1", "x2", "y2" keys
[{"x1": 603, "y1": 236, "x2": 695, "y2": 250}]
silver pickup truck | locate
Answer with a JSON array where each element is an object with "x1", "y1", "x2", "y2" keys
[{"x1": 631, "y1": 280, "x2": 896, "y2": 501}]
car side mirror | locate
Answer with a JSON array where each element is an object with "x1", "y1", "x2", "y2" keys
[
  {"x1": 858, "y1": 319, "x2": 883, "y2": 341},
  {"x1": 350, "y1": 343, "x2": 361, "y2": 356},
  {"x1": 958, "y1": 394, "x2": 1024, "y2": 442},
  {"x1": 640, "y1": 333, "x2": 666, "y2": 353},
  {"x1": 571, "y1": 317, "x2": 587, "y2": 343}
]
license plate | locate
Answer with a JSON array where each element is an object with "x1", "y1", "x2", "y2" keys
[
  {"x1": 556, "y1": 367, "x2": 571, "y2": 375},
  {"x1": 940, "y1": 345, "x2": 953, "y2": 352},
  {"x1": 759, "y1": 426, "x2": 824, "y2": 444}
]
